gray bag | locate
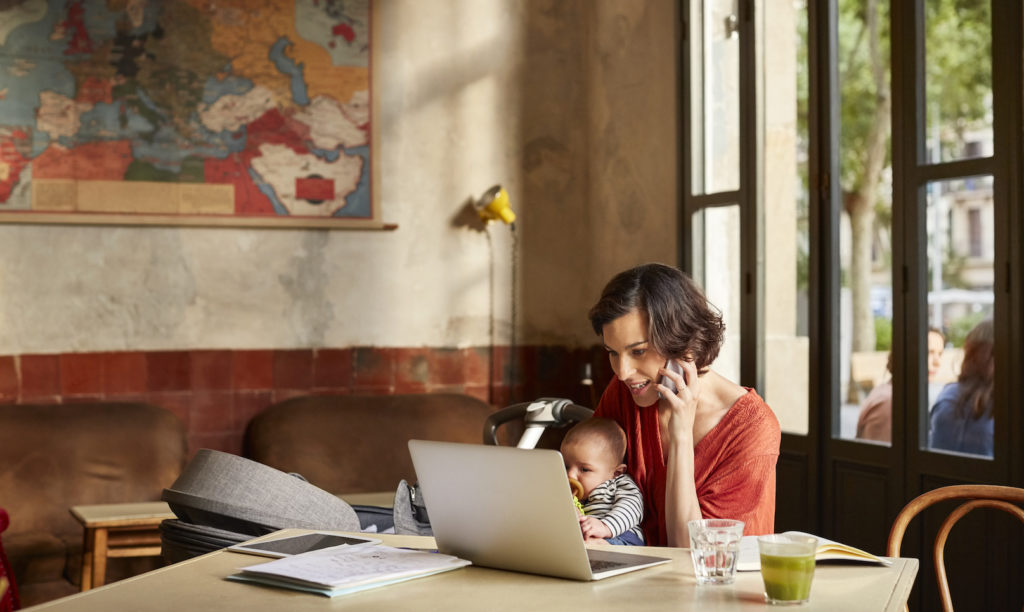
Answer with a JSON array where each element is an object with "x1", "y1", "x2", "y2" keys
[
  {"x1": 160, "y1": 449, "x2": 361, "y2": 561},
  {"x1": 393, "y1": 479, "x2": 432, "y2": 536}
]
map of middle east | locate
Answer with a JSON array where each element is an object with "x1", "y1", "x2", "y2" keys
[{"x1": 0, "y1": 0, "x2": 371, "y2": 222}]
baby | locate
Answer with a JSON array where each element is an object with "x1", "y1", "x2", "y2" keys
[{"x1": 561, "y1": 417, "x2": 645, "y2": 545}]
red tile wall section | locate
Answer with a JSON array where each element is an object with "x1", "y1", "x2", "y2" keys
[{"x1": 0, "y1": 347, "x2": 611, "y2": 456}]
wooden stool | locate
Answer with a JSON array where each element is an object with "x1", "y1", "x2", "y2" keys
[{"x1": 70, "y1": 502, "x2": 175, "y2": 591}]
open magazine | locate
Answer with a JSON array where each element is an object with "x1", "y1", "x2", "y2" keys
[{"x1": 737, "y1": 531, "x2": 891, "y2": 571}]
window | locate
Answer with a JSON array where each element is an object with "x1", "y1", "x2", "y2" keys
[
  {"x1": 683, "y1": 1, "x2": 1021, "y2": 606},
  {"x1": 762, "y1": 0, "x2": 810, "y2": 435},
  {"x1": 967, "y1": 208, "x2": 983, "y2": 258},
  {"x1": 690, "y1": 0, "x2": 741, "y2": 195},
  {"x1": 836, "y1": 0, "x2": 893, "y2": 443}
]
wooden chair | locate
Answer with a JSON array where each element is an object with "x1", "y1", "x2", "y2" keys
[{"x1": 887, "y1": 484, "x2": 1024, "y2": 611}]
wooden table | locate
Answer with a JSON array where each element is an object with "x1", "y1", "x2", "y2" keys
[
  {"x1": 26, "y1": 529, "x2": 918, "y2": 611},
  {"x1": 69, "y1": 502, "x2": 176, "y2": 591}
]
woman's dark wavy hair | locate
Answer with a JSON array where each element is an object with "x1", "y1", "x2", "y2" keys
[
  {"x1": 955, "y1": 318, "x2": 994, "y2": 421},
  {"x1": 587, "y1": 263, "x2": 724, "y2": 374}
]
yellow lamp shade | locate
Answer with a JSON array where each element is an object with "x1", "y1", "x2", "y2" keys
[{"x1": 476, "y1": 185, "x2": 516, "y2": 225}]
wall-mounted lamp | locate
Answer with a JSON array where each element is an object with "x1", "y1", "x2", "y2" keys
[
  {"x1": 475, "y1": 185, "x2": 516, "y2": 226},
  {"x1": 471, "y1": 184, "x2": 519, "y2": 404}
]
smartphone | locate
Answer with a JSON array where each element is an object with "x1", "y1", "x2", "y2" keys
[
  {"x1": 658, "y1": 359, "x2": 684, "y2": 398},
  {"x1": 227, "y1": 532, "x2": 380, "y2": 558}
]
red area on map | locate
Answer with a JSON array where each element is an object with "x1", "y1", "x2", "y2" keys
[
  {"x1": 0, "y1": 131, "x2": 30, "y2": 203},
  {"x1": 203, "y1": 108, "x2": 310, "y2": 215},
  {"x1": 62, "y1": 1, "x2": 94, "y2": 55},
  {"x1": 248, "y1": 109, "x2": 308, "y2": 155},
  {"x1": 205, "y1": 108, "x2": 331, "y2": 215},
  {"x1": 332, "y1": 23, "x2": 356, "y2": 43},
  {"x1": 296, "y1": 177, "x2": 335, "y2": 201},
  {"x1": 205, "y1": 155, "x2": 275, "y2": 215},
  {"x1": 33, "y1": 141, "x2": 133, "y2": 180}
]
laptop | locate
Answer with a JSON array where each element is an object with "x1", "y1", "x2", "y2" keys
[{"x1": 407, "y1": 439, "x2": 671, "y2": 581}]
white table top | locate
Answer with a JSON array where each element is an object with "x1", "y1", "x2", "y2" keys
[{"x1": 24, "y1": 529, "x2": 918, "y2": 611}]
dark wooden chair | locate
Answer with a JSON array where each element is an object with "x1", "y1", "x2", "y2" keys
[{"x1": 886, "y1": 484, "x2": 1024, "y2": 611}]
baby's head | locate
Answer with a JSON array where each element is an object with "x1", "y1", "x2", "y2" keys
[{"x1": 560, "y1": 417, "x2": 627, "y2": 500}]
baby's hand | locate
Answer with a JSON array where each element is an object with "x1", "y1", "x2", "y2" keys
[{"x1": 578, "y1": 515, "x2": 612, "y2": 540}]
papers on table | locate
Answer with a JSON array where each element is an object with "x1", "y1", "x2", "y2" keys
[
  {"x1": 736, "y1": 531, "x2": 891, "y2": 572},
  {"x1": 226, "y1": 543, "x2": 470, "y2": 597}
]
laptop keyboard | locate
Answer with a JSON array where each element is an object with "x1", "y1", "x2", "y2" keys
[{"x1": 589, "y1": 558, "x2": 629, "y2": 572}]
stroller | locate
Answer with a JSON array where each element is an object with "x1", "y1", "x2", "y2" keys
[{"x1": 483, "y1": 397, "x2": 593, "y2": 448}]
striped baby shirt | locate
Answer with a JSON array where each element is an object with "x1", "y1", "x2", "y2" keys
[{"x1": 582, "y1": 473, "x2": 645, "y2": 543}]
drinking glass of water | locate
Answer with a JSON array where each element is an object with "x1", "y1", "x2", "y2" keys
[{"x1": 688, "y1": 518, "x2": 745, "y2": 585}]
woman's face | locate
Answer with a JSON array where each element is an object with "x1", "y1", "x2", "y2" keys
[
  {"x1": 601, "y1": 309, "x2": 668, "y2": 408},
  {"x1": 927, "y1": 330, "x2": 944, "y2": 381}
]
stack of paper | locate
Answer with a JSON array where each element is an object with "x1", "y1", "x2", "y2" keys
[
  {"x1": 736, "y1": 531, "x2": 891, "y2": 571},
  {"x1": 227, "y1": 544, "x2": 470, "y2": 597}
]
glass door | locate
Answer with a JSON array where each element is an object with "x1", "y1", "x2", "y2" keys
[{"x1": 684, "y1": 0, "x2": 746, "y2": 388}]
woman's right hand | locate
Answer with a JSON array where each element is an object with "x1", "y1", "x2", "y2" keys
[{"x1": 657, "y1": 359, "x2": 700, "y2": 441}]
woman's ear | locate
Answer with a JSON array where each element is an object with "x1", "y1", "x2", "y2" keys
[{"x1": 614, "y1": 463, "x2": 627, "y2": 476}]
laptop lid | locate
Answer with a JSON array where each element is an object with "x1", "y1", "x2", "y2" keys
[{"x1": 407, "y1": 440, "x2": 670, "y2": 581}]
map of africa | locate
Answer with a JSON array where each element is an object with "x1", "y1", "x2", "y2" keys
[{"x1": 0, "y1": 0, "x2": 371, "y2": 224}]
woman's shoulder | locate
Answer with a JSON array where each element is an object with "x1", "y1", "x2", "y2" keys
[
  {"x1": 730, "y1": 388, "x2": 777, "y2": 421},
  {"x1": 701, "y1": 370, "x2": 750, "y2": 411},
  {"x1": 935, "y1": 381, "x2": 960, "y2": 401},
  {"x1": 703, "y1": 388, "x2": 780, "y2": 452},
  {"x1": 930, "y1": 383, "x2": 960, "y2": 415},
  {"x1": 862, "y1": 381, "x2": 893, "y2": 406},
  {"x1": 724, "y1": 388, "x2": 770, "y2": 417}
]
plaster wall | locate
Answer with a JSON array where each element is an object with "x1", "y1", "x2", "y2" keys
[
  {"x1": 519, "y1": 1, "x2": 679, "y2": 345},
  {"x1": 0, "y1": 1, "x2": 678, "y2": 356}
]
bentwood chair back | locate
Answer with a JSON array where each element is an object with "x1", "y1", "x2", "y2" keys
[{"x1": 887, "y1": 484, "x2": 1024, "y2": 611}]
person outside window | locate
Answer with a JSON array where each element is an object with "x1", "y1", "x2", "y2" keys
[{"x1": 929, "y1": 319, "x2": 994, "y2": 457}]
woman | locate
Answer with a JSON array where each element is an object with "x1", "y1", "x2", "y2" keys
[
  {"x1": 929, "y1": 319, "x2": 994, "y2": 457},
  {"x1": 588, "y1": 263, "x2": 780, "y2": 547},
  {"x1": 858, "y1": 327, "x2": 946, "y2": 443}
]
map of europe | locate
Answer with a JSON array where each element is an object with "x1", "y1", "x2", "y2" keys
[{"x1": 0, "y1": 0, "x2": 371, "y2": 223}]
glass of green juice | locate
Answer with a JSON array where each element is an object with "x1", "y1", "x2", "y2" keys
[{"x1": 757, "y1": 534, "x2": 817, "y2": 605}]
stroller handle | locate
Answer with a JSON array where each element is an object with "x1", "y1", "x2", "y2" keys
[{"x1": 482, "y1": 398, "x2": 594, "y2": 447}]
